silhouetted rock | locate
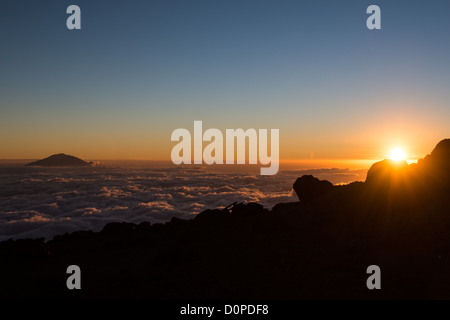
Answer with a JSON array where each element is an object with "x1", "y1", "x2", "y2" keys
[
  {"x1": 230, "y1": 202, "x2": 268, "y2": 217},
  {"x1": 417, "y1": 139, "x2": 450, "y2": 184},
  {"x1": 101, "y1": 222, "x2": 136, "y2": 234},
  {"x1": 365, "y1": 159, "x2": 408, "y2": 187},
  {"x1": 293, "y1": 175, "x2": 334, "y2": 201},
  {"x1": 2, "y1": 139, "x2": 450, "y2": 300},
  {"x1": 364, "y1": 139, "x2": 450, "y2": 200},
  {"x1": 430, "y1": 139, "x2": 450, "y2": 161},
  {"x1": 25, "y1": 153, "x2": 92, "y2": 167},
  {"x1": 270, "y1": 201, "x2": 301, "y2": 214},
  {"x1": 169, "y1": 217, "x2": 189, "y2": 227},
  {"x1": 195, "y1": 208, "x2": 229, "y2": 224}
]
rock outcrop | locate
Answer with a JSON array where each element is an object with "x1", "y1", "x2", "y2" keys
[
  {"x1": 293, "y1": 175, "x2": 334, "y2": 201},
  {"x1": 1, "y1": 139, "x2": 450, "y2": 300}
]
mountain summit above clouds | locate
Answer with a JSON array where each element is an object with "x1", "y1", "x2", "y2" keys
[
  {"x1": 3, "y1": 139, "x2": 450, "y2": 299},
  {"x1": 25, "y1": 153, "x2": 92, "y2": 167}
]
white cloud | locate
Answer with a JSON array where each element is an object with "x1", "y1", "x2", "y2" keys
[{"x1": 0, "y1": 166, "x2": 366, "y2": 241}]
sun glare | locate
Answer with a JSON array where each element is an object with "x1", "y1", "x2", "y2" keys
[{"x1": 390, "y1": 147, "x2": 406, "y2": 161}]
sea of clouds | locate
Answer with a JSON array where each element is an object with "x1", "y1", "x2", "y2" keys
[{"x1": 0, "y1": 164, "x2": 367, "y2": 241}]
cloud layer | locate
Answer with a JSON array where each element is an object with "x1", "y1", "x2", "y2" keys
[{"x1": 0, "y1": 165, "x2": 366, "y2": 241}]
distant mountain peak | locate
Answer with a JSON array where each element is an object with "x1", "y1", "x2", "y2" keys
[{"x1": 25, "y1": 153, "x2": 92, "y2": 167}]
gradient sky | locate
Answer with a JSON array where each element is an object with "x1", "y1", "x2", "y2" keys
[{"x1": 1, "y1": 0, "x2": 449, "y2": 162}]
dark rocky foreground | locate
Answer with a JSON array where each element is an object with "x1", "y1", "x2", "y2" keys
[{"x1": 1, "y1": 140, "x2": 450, "y2": 299}]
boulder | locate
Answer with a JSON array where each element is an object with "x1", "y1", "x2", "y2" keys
[{"x1": 293, "y1": 175, "x2": 334, "y2": 202}]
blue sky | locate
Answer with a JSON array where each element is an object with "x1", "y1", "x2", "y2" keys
[{"x1": 1, "y1": 0, "x2": 449, "y2": 161}]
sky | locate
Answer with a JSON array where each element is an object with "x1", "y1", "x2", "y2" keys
[{"x1": 0, "y1": 0, "x2": 449, "y2": 163}]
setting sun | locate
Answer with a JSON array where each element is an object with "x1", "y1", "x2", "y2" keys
[{"x1": 390, "y1": 147, "x2": 406, "y2": 161}]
